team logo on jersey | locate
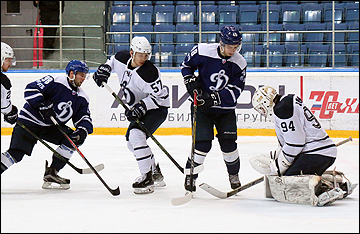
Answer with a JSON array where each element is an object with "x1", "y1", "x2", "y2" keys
[
  {"x1": 209, "y1": 69, "x2": 229, "y2": 91},
  {"x1": 57, "y1": 101, "x2": 73, "y2": 122}
]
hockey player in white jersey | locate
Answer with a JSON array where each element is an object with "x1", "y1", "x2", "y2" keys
[
  {"x1": 93, "y1": 36, "x2": 170, "y2": 194},
  {"x1": 181, "y1": 25, "x2": 247, "y2": 192},
  {"x1": 1, "y1": 42, "x2": 18, "y2": 125},
  {"x1": 1, "y1": 60, "x2": 93, "y2": 190},
  {"x1": 250, "y1": 86, "x2": 357, "y2": 206}
]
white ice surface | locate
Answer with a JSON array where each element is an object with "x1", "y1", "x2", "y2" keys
[{"x1": 1, "y1": 135, "x2": 359, "y2": 233}]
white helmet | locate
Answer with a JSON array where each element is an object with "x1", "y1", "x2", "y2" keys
[
  {"x1": 1, "y1": 42, "x2": 16, "y2": 67},
  {"x1": 252, "y1": 86, "x2": 278, "y2": 118},
  {"x1": 130, "y1": 36, "x2": 152, "y2": 60}
]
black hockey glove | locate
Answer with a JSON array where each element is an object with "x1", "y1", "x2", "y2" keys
[
  {"x1": 38, "y1": 101, "x2": 56, "y2": 121},
  {"x1": 4, "y1": 105, "x2": 18, "y2": 125},
  {"x1": 69, "y1": 128, "x2": 87, "y2": 147},
  {"x1": 125, "y1": 100, "x2": 147, "y2": 121},
  {"x1": 197, "y1": 92, "x2": 221, "y2": 109},
  {"x1": 184, "y1": 75, "x2": 202, "y2": 97},
  {"x1": 93, "y1": 64, "x2": 112, "y2": 87}
]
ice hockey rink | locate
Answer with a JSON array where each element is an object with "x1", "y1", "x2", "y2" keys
[{"x1": 1, "y1": 134, "x2": 359, "y2": 233}]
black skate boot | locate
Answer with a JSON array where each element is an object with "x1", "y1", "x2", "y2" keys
[
  {"x1": 229, "y1": 174, "x2": 241, "y2": 189},
  {"x1": 152, "y1": 163, "x2": 166, "y2": 187},
  {"x1": 132, "y1": 170, "x2": 154, "y2": 194},
  {"x1": 184, "y1": 175, "x2": 196, "y2": 192},
  {"x1": 42, "y1": 160, "x2": 70, "y2": 190}
]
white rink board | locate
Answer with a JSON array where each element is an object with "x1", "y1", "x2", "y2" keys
[{"x1": 1, "y1": 70, "x2": 359, "y2": 131}]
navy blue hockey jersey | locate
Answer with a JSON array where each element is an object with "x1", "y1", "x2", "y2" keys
[
  {"x1": 181, "y1": 43, "x2": 247, "y2": 112},
  {"x1": 18, "y1": 74, "x2": 93, "y2": 134}
]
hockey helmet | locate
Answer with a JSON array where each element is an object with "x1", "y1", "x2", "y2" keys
[
  {"x1": 220, "y1": 26, "x2": 242, "y2": 45},
  {"x1": 130, "y1": 36, "x2": 152, "y2": 60},
  {"x1": 65, "y1": 60, "x2": 89, "y2": 76},
  {"x1": 252, "y1": 86, "x2": 278, "y2": 118},
  {"x1": 1, "y1": 42, "x2": 16, "y2": 67}
]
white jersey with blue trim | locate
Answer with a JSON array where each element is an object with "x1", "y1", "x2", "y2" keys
[
  {"x1": 18, "y1": 74, "x2": 93, "y2": 134},
  {"x1": 105, "y1": 51, "x2": 170, "y2": 110},
  {"x1": 181, "y1": 43, "x2": 247, "y2": 112},
  {"x1": 273, "y1": 94, "x2": 337, "y2": 164},
  {"x1": 1, "y1": 72, "x2": 13, "y2": 115}
]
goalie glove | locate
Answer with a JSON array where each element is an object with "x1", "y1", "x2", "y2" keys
[{"x1": 93, "y1": 64, "x2": 112, "y2": 87}]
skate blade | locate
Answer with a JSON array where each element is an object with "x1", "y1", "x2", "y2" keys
[
  {"x1": 133, "y1": 185, "x2": 154, "y2": 194},
  {"x1": 42, "y1": 182, "x2": 70, "y2": 190},
  {"x1": 154, "y1": 180, "x2": 166, "y2": 187}
]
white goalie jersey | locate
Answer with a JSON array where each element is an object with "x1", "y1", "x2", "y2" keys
[
  {"x1": 105, "y1": 51, "x2": 170, "y2": 110},
  {"x1": 273, "y1": 94, "x2": 337, "y2": 164}
]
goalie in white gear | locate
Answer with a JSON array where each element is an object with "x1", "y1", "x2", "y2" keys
[
  {"x1": 93, "y1": 36, "x2": 170, "y2": 194},
  {"x1": 249, "y1": 86, "x2": 357, "y2": 206}
]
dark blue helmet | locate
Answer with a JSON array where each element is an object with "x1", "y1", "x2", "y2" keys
[
  {"x1": 65, "y1": 60, "x2": 89, "y2": 75},
  {"x1": 220, "y1": 25, "x2": 242, "y2": 45}
]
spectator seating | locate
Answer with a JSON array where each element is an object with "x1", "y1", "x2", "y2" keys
[
  {"x1": 323, "y1": 3, "x2": 345, "y2": 24},
  {"x1": 238, "y1": 5, "x2": 260, "y2": 25},
  {"x1": 133, "y1": 1, "x2": 153, "y2": 5},
  {"x1": 154, "y1": 5, "x2": 175, "y2": 25},
  {"x1": 344, "y1": 2, "x2": 359, "y2": 22},
  {"x1": 109, "y1": 25, "x2": 130, "y2": 44},
  {"x1": 324, "y1": 23, "x2": 347, "y2": 43},
  {"x1": 284, "y1": 24, "x2": 305, "y2": 44},
  {"x1": 285, "y1": 44, "x2": 306, "y2": 67},
  {"x1": 259, "y1": 4, "x2": 282, "y2": 24},
  {"x1": 200, "y1": 24, "x2": 219, "y2": 43},
  {"x1": 153, "y1": 44, "x2": 175, "y2": 67},
  {"x1": 347, "y1": 22, "x2": 359, "y2": 42},
  {"x1": 175, "y1": 44, "x2": 195, "y2": 67},
  {"x1": 266, "y1": 44, "x2": 285, "y2": 67},
  {"x1": 241, "y1": 44, "x2": 263, "y2": 67},
  {"x1": 133, "y1": 5, "x2": 153, "y2": 25},
  {"x1": 175, "y1": 5, "x2": 197, "y2": 24},
  {"x1": 200, "y1": 5, "x2": 217, "y2": 24},
  {"x1": 175, "y1": 24, "x2": 198, "y2": 44},
  {"x1": 154, "y1": 24, "x2": 175, "y2": 43},
  {"x1": 304, "y1": 23, "x2": 326, "y2": 44},
  {"x1": 241, "y1": 24, "x2": 262, "y2": 45},
  {"x1": 307, "y1": 44, "x2": 331, "y2": 67},
  {"x1": 111, "y1": 6, "x2": 131, "y2": 24},
  {"x1": 302, "y1": 3, "x2": 323, "y2": 24},
  {"x1": 219, "y1": 5, "x2": 238, "y2": 25},
  {"x1": 331, "y1": 44, "x2": 347, "y2": 67},
  {"x1": 153, "y1": 1, "x2": 175, "y2": 5},
  {"x1": 261, "y1": 23, "x2": 283, "y2": 45},
  {"x1": 347, "y1": 43, "x2": 359, "y2": 66},
  {"x1": 113, "y1": 1, "x2": 130, "y2": 5},
  {"x1": 132, "y1": 24, "x2": 153, "y2": 43},
  {"x1": 282, "y1": 4, "x2": 302, "y2": 24}
]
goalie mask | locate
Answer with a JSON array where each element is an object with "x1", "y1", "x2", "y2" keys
[
  {"x1": 252, "y1": 86, "x2": 278, "y2": 118},
  {"x1": 130, "y1": 36, "x2": 152, "y2": 60}
]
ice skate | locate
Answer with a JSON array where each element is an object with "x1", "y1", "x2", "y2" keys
[
  {"x1": 152, "y1": 163, "x2": 166, "y2": 187},
  {"x1": 339, "y1": 181, "x2": 358, "y2": 199},
  {"x1": 184, "y1": 175, "x2": 196, "y2": 192},
  {"x1": 314, "y1": 188, "x2": 345, "y2": 207},
  {"x1": 42, "y1": 160, "x2": 70, "y2": 190},
  {"x1": 229, "y1": 174, "x2": 241, "y2": 189},
  {"x1": 132, "y1": 170, "x2": 154, "y2": 194}
]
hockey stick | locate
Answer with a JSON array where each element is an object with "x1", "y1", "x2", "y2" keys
[
  {"x1": 17, "y1": 121, "x2": 104, "y2": 174},
  {"x1": 102, "y1": 82, "x2": 204, "y2": 175},
  {"x1": 335, "y1": 136, "x2": 352, "y2": 147},
  {"x1": 171, "y1": 91, "x2": 198, "y2": 206},
  {"x1": 199, "y1": 176, "x2": 265, "y2": 199},
  {"x1": 50, "y1": 116, "x2": 120, "y2": 196}
]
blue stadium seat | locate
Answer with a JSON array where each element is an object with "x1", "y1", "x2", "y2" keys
[
  {"x1": 302, "y1": 4, "x2": 323, "y2": 24},
  {"x1": 153, "y1": 1, "x2": 174, "y2": 5},
  {"x1": 284, "y1": 24, "x2": 305, "y2": 45},
  {"x1": 200, "y1": 5, "x2": 218, "y2": 24},
  {"x1": 154, "y1": 5, "x2": 175, "y2": 25},
  {"x1": 109, "y1": 25, "x2": 130, "y2": 44},
  {"x1": 132, "y1": 24, "x2": 153, "y2": 43},
  {"x1": 200, "y1": 1, "x2": 216, "y2": 5},
  {"x1": 113, "y1": 1, "x2": 130, "y2": 6},
  {"x1": 323, "y1": 3, "x2": 345, "y2": 24},
  {"x1": 347, "y1": 43, "x2": 359, "y2": 66},
  {"x1": 324, "y1": 23, "x2": 347, "y2": 43},
  {"x1": 347, "y1": 22, "x2": 359, "y2": 42},
  {"x1": 239, "y1": 1, "x2": 258, "y2": 5},
  {"x1": 331, "y1": 44, "x2": 347, "y2": 67},
  {"x1": 304, "y1": 23, "x2": 326, "y2": 44},
  {"x1": 200, "y1": 24, "x2": 219, "y2": 43},
  {"x1": 154, "y1": 25, "x2": 175, "y2": 43},
  {"x1": 260, "y1": 4, "x2": 282, "y2": 24},
  {"x1": 307, "y1": 44, "x2": 331, "y2": 67},
  {"x1": 133, "y1": 5, "x2": 154, "y2": 25},
  {"x1": 175, "y1": 5, "x2": 197, "y2": 24},
  {"x1": 241, "y1": 44, "x2": 263, "y2": 67},
  {"x1": 344, "y1": 2, "x2": 359, "y2": 23},
  {"x1": 174, "y1": 1, "x2": 196, "y2": 5},
  {"x1": 219, "y1": 5, "x2": 238, "y2": 25},
  {"x1": 133, "y1": 1, "x2": 153, "y2": 5},
  {"x1": 111, "y1": 6, "x2": 131, "y2": 24},
  {"x1": 217, "y1": 1, "x2": 238, "y2": 5},
  {"x1": 278, "y1": 1, "x2": 300, "y2": 4},
  {"x1": 153, "y1": 44, "x2": 175, "y2": 67},
  {"x1": 175, "y1": 44, "x2": 196, "y2": 67},
  {"x1": 258, "y1": 1, "x2": 278, "y2": 5},
  {"x1": 265, "y1": 44, "x2": 285, "y2": 67},
  {"x1": 238, "y1": 5, "x2": 260, "y2": 25},
  {"x1": 175, "y1": 24, "x2": 198, "y2": 44},
  {"x1": 285, "y1": 44, "x2": 306, "y2": 67},
  {"x1": 281, "y1": 4, "x2": 302, "y2": 24},
  {"x1": 261, "y1": 24, "x2": 283, "y2": 45},
  {"x1": 240, "y1": 24, "x2": 262, "y2": 45}
]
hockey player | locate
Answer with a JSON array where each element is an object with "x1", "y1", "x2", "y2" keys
[
  {"x1": 1, "y1": 60, "x2": 92, "y2": 190},
  {"x1": 181, "y1": 25, "x2": 247, "y2": 192},
  {"x1": 250, "y1": 86, "x2": 357, "y2": 206},
  {"x1": 93, "y1": 36, "x2": 170, "y2": 194},
  {"x1": 1, "y1": 42, "x2": 18, "y2": 125}
]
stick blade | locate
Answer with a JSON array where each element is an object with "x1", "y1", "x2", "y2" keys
[
  {"x1": 81, "y1": 163, "x2": 105, "y2": 174},
  {"x1": 111, "y1": 186, "x2": 121, "y2": 196},
  {"x1": 171, "y1": 191, "x2": 193, "y2": 206},
  {"x1": 199, "y1": 183, "x2": 228, "y2": 199}
]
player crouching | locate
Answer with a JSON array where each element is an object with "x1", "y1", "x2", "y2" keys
[{"x1": 249, "y1": 86, "x2": 357, "y2": 206}]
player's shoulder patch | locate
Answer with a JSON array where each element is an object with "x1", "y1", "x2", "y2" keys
[
  {"x1": 1, "y1": 73, "x2": 12, "y2": 90},
  {"x1": 274, "y1": 94, "x2": 294, "y2": 119},
  {"x1": 136, "y1": 61, "x2": 159, "y2": 83},
  {"x1": 115, "y1": 50, "x2": 131, "y2": 64}
]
